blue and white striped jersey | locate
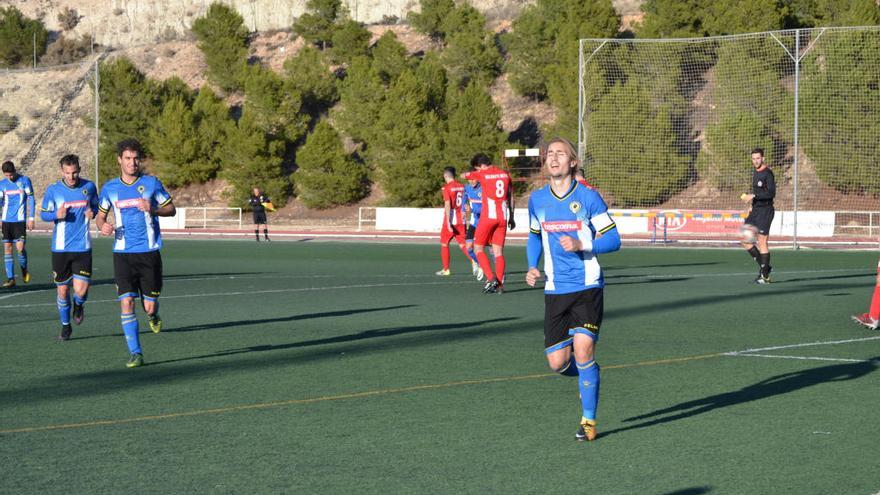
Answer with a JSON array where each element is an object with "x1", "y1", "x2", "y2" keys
[
  {"x1": 98, "y1": 175, "x2": 172, "y2": 253},
  {"x1": 462, "y1": 183, "x2": 482, "y2": 227},
  {"x1": 0, "y1": 174, "x2": 35, "y2": 222},
  {"x1": 40, "y1": 179, "x2": 99, "y2": 252},
  {"x1": 527, "y1": 182, "x2": 618, "y2": 295}
]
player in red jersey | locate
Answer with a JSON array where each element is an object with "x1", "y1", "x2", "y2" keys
[
  {"x1": 436, "y1": 166, "x2": 470, "y2": 276},
  {"x1": 463, "y1": 153, "x2": 514, "y2": 293},
  {"x1": 852, "y1": 258, "x2": 880, "y2": 330},
  {"x1": 575, "y1": 169, "x2": 594, "y2": 189}
]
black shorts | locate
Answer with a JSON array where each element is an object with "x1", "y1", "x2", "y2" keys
[
  {"x1": 544, "y1": 288, "x2": 604, "y2": 351},
  {"x1": 466, "y1": 224, "x2": 476, "y2": 240},
  {"x1": 114, "y1": 251, "x2": 163, "y2": 300},
  {"x1": 253, "y1": 210, "x2": 267, "y2": 225},
  {"x1": 52, "y1": 251, "x2": 93, "y2": 284},
  {"x1": 2, "y1": 222, "x2": 26, "y2": 242},
  {"x1": 745, "y1": 206, "x2": 775, "y2": 235}
]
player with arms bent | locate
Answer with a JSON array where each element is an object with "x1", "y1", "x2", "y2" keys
[
  {"x1": 95, "y1": 139, "x2": 176, "y2": 368},
  {"x1": 0, "y1": 161, "x2": 35, "y2": 287},
  {"x1": 740, "y1": 148, "x2": 775, "y2": 284},
  {"x1": 463, "y1": 153, "x2": 514, "y2": 293},
  {"x1": 436, "y1": 167, "x2": 470, "y2": 276},
  {"x1": 525, "y1": 137, "x2": 621, "y2": 441},
  {"x1": 40, "y1": 155, "x2": 99, "y2": 341}
]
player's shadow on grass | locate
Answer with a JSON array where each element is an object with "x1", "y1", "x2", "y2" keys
[
  {"x1": 166, "y1": 305, "x2": 417, "y2": 333},
  {"x1": 605, "y1": 262, "x2": 720, "y2": 270},
  {"x1": 764, "y1": 272, "x2": 874, "y2": 284},
  {"x1": 71, "y1": 305, "x2": 417, "y2": 340},
  {"x1": 662, "y1": 488, "x2": 712, "y2": 495},
  {"x1": 602, "y1": 357, "x2": 879, "y2": 438},
  {"x1": 151, "y1": 316, "x2": 520, "y2": 364},
  {"x1": 0, "y1": 316, "x2": 534, "y2": 406}
]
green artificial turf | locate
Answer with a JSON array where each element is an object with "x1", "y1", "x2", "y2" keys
[{"x1": 1, "y1": 238, "x2": 878, "y2": 494}]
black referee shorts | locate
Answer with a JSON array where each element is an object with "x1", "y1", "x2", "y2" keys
[
  {"x1": 745, "y1": 206, "x2": 775, "y2": 235},
  {"x1": 466, "y1": 224, "x2": 476, "y2": 241},
  {"x1": 544, "y1": 288, "x2": 604, "y2": 351},
  {"x1": 2, "y1": 222, "x2": 26, "y2": 242},
  {"x1": 52, "y1": 251, "x2": 92, "y2": 285},
  {"x1": 114, "y1": 251, "x2": 163, "y2": 300},
  {"x1": 253, "y1": 210, "x2": 267, "y2": 225}
]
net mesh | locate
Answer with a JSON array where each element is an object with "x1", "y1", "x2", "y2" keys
[{"x1": 578, "y1": 27, "x2": 880, "y2": 240}]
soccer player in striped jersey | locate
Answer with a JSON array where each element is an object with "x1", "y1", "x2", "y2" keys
[
  {"x1": 463, "y1": 153, "x2": 514, "y2": 293},
  {"x1": 436, "y1": 167, "x2": 470, "y2": 276},
  {"x1": 95, "y1": 139, "x2": 176, "y2": 368},
  {"x1": 0, "y1": 161, "x2": 35, "y2": 288},
  {"x1": 462, "y1": 170, "x2": 483, "y2": 280},
  {"x1": 525, "y1": 137, "x2": 621, "y2": 441},
  {"x1": 40, "y1": 155, "x2": 99, "y2": 340}
]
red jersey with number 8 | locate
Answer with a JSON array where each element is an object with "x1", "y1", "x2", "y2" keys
[{"x1": 465, "y1": 166, "x2": 510, "y2": 220}]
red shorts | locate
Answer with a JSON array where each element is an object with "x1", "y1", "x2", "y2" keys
[
  {"x1": 441, "y1": 224, "x2": 466, "y2": 245},
  {"x1": 474, "y1": 219, "x2": 507, "y2": 247}
]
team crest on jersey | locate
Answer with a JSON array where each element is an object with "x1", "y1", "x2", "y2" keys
[
  {"x1": 569, "y1": 201, "x2": 582, "y2": 214},
  {"x1": 757, "y1": 181, "x2": 763, "y2": 187},
  {"x1": 82, "y1": 188, "x2": 89, "y2": 196},
  {"x1": 137, "y1": 185, "x2": 145, "y2": 193}
]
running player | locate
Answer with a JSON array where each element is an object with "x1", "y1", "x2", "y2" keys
[
  {"x1": 525, "y1": 137, "x2": 621, "y2": 442},
  {"x1": 852, "y1": 258, "x2": 880, "y2": 330},
  {"x1": 463, "y1": 153, "x2": 514, "y2": 293},
  {"x1": 740, "y1": 148, "x2": 775, "y2": 284},
  {"x1": 95, "y1": 139, "x2": 176, "y2": 368},
  {"x1": 436, "y1": 167, "x2": 470, "y2": 276},
  {"x1": 462, "y1": 169, "x2": 483, "y2": 280},
  {"x1": 39, "y1": 155, "x2": 98, "y2": 340},
  {"x1": 0, "y1": 161, "x2": 35, "y2": 287}
]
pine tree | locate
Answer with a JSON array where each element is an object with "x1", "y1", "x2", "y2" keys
[
  {"x1": 371, "y1": 31, "x2": 410, "y2": 84},
  {"x1": 415, "y1": 51, "x2": 448, "y2": 115},
  {"x1": 0, "y1": 7, "x2": 48, "y2": 67},
  {"x1": 192, "y1": 85, "x2": 231, "y2": 179},
  {"x1": 330, "y1": 19, "x2": 371, "y2": 64},
  {"x1": 283, "y1": 46, "x2": 339, "y2": 117},
  {"x1": 148, "y1": 97, "x2": 202, "y2": 188},
  {"x1": 220, "y1": 109, "x2": 289, "y2": 208},
  {"x1": 295, "y1": 120, "x2": 369, "y2": 208},
  {"x1": 335, "y1": 56, "x2": 386, "y2": 143},
  {"x1": 409, "y1": 0, "x2": 456, "y2": 40},
  {"x1": 192, "y1": 3, "x2": 249, "y2": 92},
  {"x1": 444, "y1": 81, "x2": 504, "y2": 166},
  {"x1": 242, "y1": 65, "x2": 309, "y2": 143},
  {"x1": 293, "y1": 0, "x2": 346, "y2": 49},
  {"x1": 370, "y1": 70, "x2": 445, "y2": 206}
]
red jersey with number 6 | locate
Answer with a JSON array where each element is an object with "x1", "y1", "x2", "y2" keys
[
  {"x1": 442, "y1": 181, "x2": 466, "y2": 226},
  {"x1": 465, "y1": 166, "x2": 510, "y2": 221}
]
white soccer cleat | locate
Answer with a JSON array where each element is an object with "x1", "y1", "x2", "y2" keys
[
  {"x1": 475, "y1": 266, "x2": 484, "y2": 281},
  {"x1": 851, "y1": 313, "x2": 879, "y2": 330},
  {"x1": 435, "y1": 269, "x2": 451, "y2": 276},
  {"x1": 471, "y1": 260, "x2": 479, "y2": 276}
]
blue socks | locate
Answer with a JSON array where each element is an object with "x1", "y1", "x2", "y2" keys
[
  {"x1": 467, "y1": 248, "x2": 478, "y2": 263},
  {"x1": 73, "y1": 292, "x2": 87, "y2": 306},
  {"x1": 17, "y1": 249, "x2": 26, "y2": 270},
  {"x1": 57, "y1": 294, "x2": 71, "y2": 326},
  {"x1": 121, "y1": 313, "x2": 141, "y2": 355},
  {"x1": 558, "y1": 354, "x2": 579, "y2": 376},
  {"x1": 577, "y1": 359, "x2": 601, "y2": 421},
  {"x1": 4, "y1": 253, "x2": 12, "y2": 280}
]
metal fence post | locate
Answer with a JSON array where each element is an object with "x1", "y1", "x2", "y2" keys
[{"x1": 792, "y1": 29, "x2": 801, "y2": 250}]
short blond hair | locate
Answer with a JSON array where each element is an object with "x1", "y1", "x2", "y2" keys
[{"x1": 542, "y1": 137, "x2": 580, "y2": 177}]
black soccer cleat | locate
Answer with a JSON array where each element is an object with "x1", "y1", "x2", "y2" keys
[
  {"x1": 72, "y1": 302, "x2": 84, "y2": 325},
  {"x1": 482, "y1": 280, "x2": 499, "y2": 293},
  {"x1": 58, "y1": 324, "x2": 72, "y2": 341}
]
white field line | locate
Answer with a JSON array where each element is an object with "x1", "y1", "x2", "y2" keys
[
  {"x1": 0, "y1": 280, "x2": 466, "y2": 309},
  {"x1": 732, "y1": 354, "x2": 869, "y2": 363},
  {"x1": 727, "y1": 335, "x2": 880, "y2": 354},
  {"x1": 724, "y1": 335, "x2": 880, "y2": 363}
]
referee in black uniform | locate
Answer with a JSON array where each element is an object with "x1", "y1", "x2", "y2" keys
[
  {"x1": 740, "y1": 148, "x2": 775, "y2": 284},
  {"x1": 249, "y1": 187, "x2": 270, "y2": 242}
]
